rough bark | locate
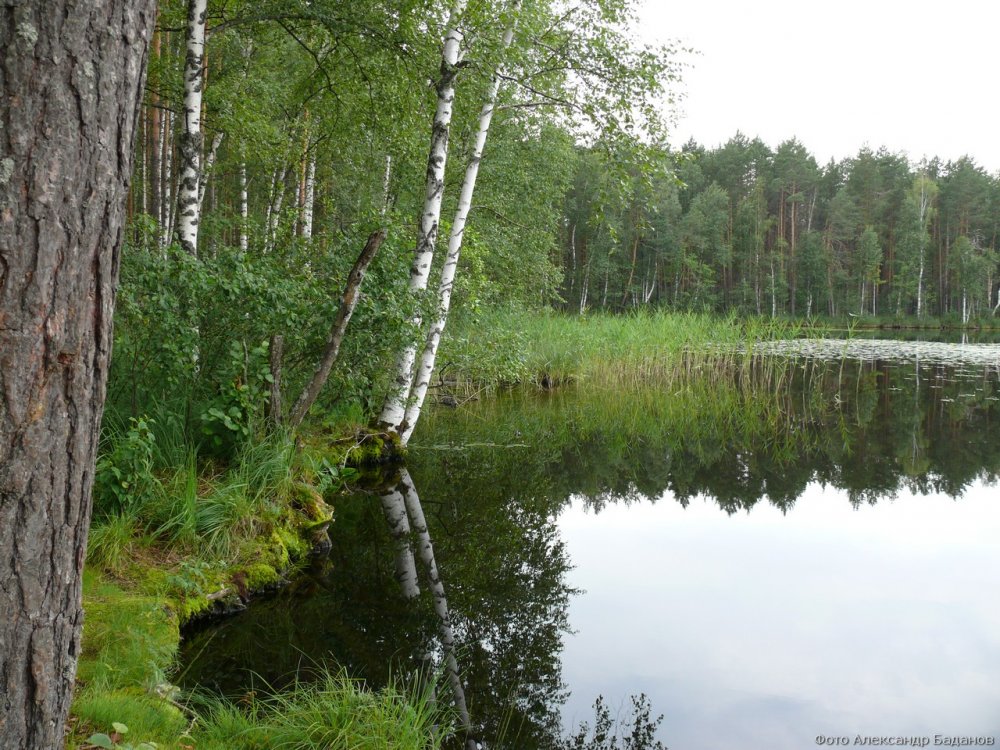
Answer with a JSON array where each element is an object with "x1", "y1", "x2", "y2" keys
[
  {"x1": 175, "y1": 0, "x2": 207, "y2": 256},
  {"x1": 400, "y1": 0, "x2": 522, "y2": 446},
  {"x1": 377, "y1": 0, "x2": 468, "y2": 432},
  {"x1": 288, "y1": 230, "x2": 386, "y2": 427},
  {"x1": 0, "y1": 3, "x2": 155, "y2": 747}
]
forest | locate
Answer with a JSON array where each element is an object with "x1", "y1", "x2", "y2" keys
[{"x1": 2, "y1": 0, "x2": 1000, "y2": 748}]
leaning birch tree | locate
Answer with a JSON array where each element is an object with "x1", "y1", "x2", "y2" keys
[
  {"x1": 0, "y1": 3, "x2": 156, "y2": 747},
  {"x1": 377, "y1": 0, "x2": 469, "y2": 432},
  {"x1": 176, "y1": 0, "x2": 208, "y2": 255},
  {"x1": 400, "y1": 0, "x2": 523, "y2": 445}
]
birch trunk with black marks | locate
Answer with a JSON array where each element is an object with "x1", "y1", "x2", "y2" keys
[
  {"x1": 239, "y1": 162, "x2": 249, "y2": 252},
  {"x1": 401, "y1": 1, "x2": 522, "y2": 445},
  {"x1": 288, "y1": 230, "x2": 386, "y2": 427},
  {"x1": 301, "y1": 156, "x2": 316, "y2": 240},
  {"x1": 196, "y1": 130, "x2": 222, "y2": 221},
  {"x1": 175, "y1": 0, "x2": 207, "y2": 256},
  {"x1": 378, "y1": 0, "x2": 468, "y2": 433},
  {"x1": 265, "y1": 165, "x2": 289, "y2": 253},
  {"x1": 159, "y1": 111, "x2": 173, "y2": 248},
  {"x1": 0, "y1": 3, "x2": 155, "y2": 747}
]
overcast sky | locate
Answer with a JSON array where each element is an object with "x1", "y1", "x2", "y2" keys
[{"x1": 637, "y1": 0, "x2": 1000, "y2": 172}]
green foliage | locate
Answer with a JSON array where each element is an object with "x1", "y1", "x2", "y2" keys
[
  {"x1": 86, "y1": 722, "x2": 159, "y2": 750},
  {"x1": 199, "y1": 340, "x2": 273, "y2": 456},
  {"x1": 94, "y1": 418, "x2": 158, "y2": 517}
]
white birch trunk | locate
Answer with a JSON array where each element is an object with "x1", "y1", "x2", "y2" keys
[
  {"x1": 266, "y1": 165, "x2": 289, "y2": 253},
  {"x1": 239, "y1": 162, "x2": 249, "y2": 252},
  {"x1": 400, "y1": 1, "x2": 521, "y2": 445},
  {"x1": 196, "y1": 131, "x2": 223, "y2": 219},
  {"x1": 301, "y1": 156, "x2": 316, "y2": 240},
  {"x1": 378, "y1": 0, "x2": 468, "y2": 432},
  {"x1": 176, "y1": 0, "x2": 208, "y2": 256},
  {"x1": 382, "y1": 154, "x2": 392, "y2": 216},
  {"x1": 159, "y1": 113, "x2": 173, "y2": 249}
]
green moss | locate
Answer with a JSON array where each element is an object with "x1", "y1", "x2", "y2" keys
[
  {"x1": 273, "y1": 525, "x2": 308, "y2": 560},
  {"x1": 78, "y1": 569, "x2": 179, "y2": 690},
  {"x1": 241, "y1": 562, "x2": 281, "y2": 590},
  {"x1": 344, "y1": 428, "x2": 404, "y2": 467}
]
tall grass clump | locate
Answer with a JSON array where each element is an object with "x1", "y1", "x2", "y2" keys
[
  {"x1": 194, "y1": 670, "x2": 449, "y2": 750},
  {"x1": 440, "y1": 308, "x2": 801, "y2": 391}
]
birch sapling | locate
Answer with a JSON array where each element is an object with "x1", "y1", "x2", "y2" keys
[
  {"x1": 378, "y1": 0, "x2": 469, "y2": 432},
  {"x1": 401, "y1": 0, "x2": 523, "y2": 445},
  {"x1": 176, "y1": 0, "x2": 208, "y2": 255}
]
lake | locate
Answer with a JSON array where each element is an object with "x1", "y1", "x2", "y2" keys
[{"x1": 180, "y1": 338, "x2": 1000, "y2": 749}]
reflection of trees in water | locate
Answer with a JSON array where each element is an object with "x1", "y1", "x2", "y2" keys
[
  {"x1": 414, "y1": 357, "x2": 1000, "y2": 514},
  {"x1": 180, "y1": 465, "x2": 577, "y2": 749}
]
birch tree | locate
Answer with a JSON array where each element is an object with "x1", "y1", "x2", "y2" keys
[
  {"x1": 176, "y1": 0, "x2": 208, "y2": 255},
  {"x1": 378, "y1": 0, "x2": 469, "y2": 432},
  {"x1": 0, "y1": 3, "x2": 155, "y2": 747},
  {"x1": 400, "y1": 0, "x2": 523, "y2": 445}
]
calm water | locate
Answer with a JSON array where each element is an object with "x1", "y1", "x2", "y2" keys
[{"x1": 180, "y1": 341, "x2": 1000, "y2": 749}]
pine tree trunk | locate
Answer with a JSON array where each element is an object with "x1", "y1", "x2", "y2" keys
[
  {"x1": 0, "y1": 4, "x2": 155, "y2": 748},
  {"x1": 378, "y1": 0, "x2": 468, "y2": 432},
  {"x1": 400, "y1": 1, "x2": 521, "y2": 445}
]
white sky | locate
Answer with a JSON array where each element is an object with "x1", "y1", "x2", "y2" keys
[{"x1": 638, "y1": 0, "x2": 1000, "y2": 172}]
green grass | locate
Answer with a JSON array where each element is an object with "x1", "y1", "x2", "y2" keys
[
  {"x1": 439, "y1": 308, "x2": 803, "y2": 390},
  {"x1": 194, "y1": 671, "x2": 448, "y2": 750}
]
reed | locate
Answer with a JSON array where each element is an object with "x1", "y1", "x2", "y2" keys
[{"x1": 439, "y1": 309, "x2": 802, "y2": 392}]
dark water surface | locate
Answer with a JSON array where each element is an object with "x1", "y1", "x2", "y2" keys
[{"x1": 180, "y1": 342, "x2": 1000, "y2": 749}]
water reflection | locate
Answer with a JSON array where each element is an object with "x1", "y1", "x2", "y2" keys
[{"x1": 181, "y1": 352, "x2": 1000, "y2": 748}]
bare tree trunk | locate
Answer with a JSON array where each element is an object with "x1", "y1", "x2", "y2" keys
[
  {"x1": 175, "y1": 0, "x2": 208, "y2": 256},
  {"x1": 0, "y1": 4, "x2": 155, "y2": 748},
  {"x1": 289, "y1": 230, "x2": 386, "y2": 427},
  {"x1": 378, "y1": 0, "x2": 469, "y2": 432},
  {"x1": 400, "y1": 0, "x2": 521, "y2": 445}
]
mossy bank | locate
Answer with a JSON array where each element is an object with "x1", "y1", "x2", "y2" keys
[{"x1": 69, "y1": 429, "x2": 444, "y2": 750}]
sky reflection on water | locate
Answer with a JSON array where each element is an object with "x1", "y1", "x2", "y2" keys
[{"x1": 558, "y1": 482, "x2": 1000, "y2": 749}]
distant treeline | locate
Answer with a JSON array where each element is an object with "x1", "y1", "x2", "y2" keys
[{"x1": 560, "y1": 134, "x2": 1000, "y2": 322}]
